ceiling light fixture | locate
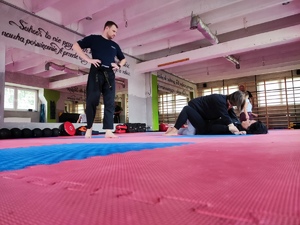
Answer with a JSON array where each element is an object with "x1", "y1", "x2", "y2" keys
[{"x1": 225, "y1": 55, "x2": 240, "y2": 69}]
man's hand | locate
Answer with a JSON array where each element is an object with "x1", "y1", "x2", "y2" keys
[
  {"x1": 111, "y1": 63, "x2": 120, "y2": 71},
  {"x1": 87, "y1": 58, "x2": 101, "y2": 67}
]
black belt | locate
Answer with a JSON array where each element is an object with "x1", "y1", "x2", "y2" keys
[
  {"x1": 95, "y1": 67, "x2": 112, "y2": 89},
  {"x1": 103, "y1": 71, "x2": 112, "y2": 89}
]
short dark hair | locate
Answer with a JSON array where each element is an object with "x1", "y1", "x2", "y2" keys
[
  {"x1": 246, "y1": 121, "x2": 268, "y2": 134},
  {"x1": 104, "y1": 21, "x2": 118, "y2": 29}
]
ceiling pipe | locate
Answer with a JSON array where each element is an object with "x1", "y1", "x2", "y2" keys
[
  {"x1": 45, "y1": 62, "x2": 87, "y2": 75},
  {"x1": 190, "y1": 14, "x2": 240, "y2": 69},
  {"x1": 190, "y1": 15, "x2": 219, "y2": 45}
]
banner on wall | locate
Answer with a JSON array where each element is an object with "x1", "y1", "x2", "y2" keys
[
  {"x1": 158, "y1": 82, "x2": 190, "y2": 97},
  {"x1": 156, "y1": 72, "x2": 196, "y2": 97},
  {"x1": 0, "y1": 3, "x2": 132, "y2": 78},
  {"x1": 0, "y1": 4, "x2": 86, "y2": 66}
]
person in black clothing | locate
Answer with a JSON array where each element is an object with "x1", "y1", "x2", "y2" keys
[
  {"x1": 165, "y1": 91, "x2": 246, "y2": 136},
  {"x1": 206, "y1": 108, "x2": 268, "y2": 135},
  {"x1": 178, "y1": 106, "x2": 268, "y2": 135},
  {"x1": 72, "y1": 21, "x2": 126, "y2": 138},
  {"x1": 114, "y1": 102, "x2": 123, "y2": 123}
]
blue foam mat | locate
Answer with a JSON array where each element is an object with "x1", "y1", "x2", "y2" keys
[{"x1": 0, "y1": 142, "x2": 190, "y2": 172}]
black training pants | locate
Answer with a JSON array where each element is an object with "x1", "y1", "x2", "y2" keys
[
  {"x1": 174, "y1": 106, "x2": 231, "y2": 135},
  {"x1": 85, "y1": 67, "x2": 115, "y2": 130},
  {"x1": 174, "y1": 105, "x2": 207, "y2": 134}
]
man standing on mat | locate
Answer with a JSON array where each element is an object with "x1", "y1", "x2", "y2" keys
[{"x1": 72, "y1": 21, "x2": 126, "y2": 138}]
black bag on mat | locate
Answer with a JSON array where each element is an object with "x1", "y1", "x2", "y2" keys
[
  {"x1": 125, "y1": 123, "x2": 137, "y2": 133},
  {"x1": 125, "y1": 123, "x2": 146, "y2": 132},
  {"x1": 137, "y1": 123, "x2": 146, "y2": 132}
]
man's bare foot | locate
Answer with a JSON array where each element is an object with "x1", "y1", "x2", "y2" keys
[
  {"x1": 85, "y1": 128, "x2": 92, "y2": 138},
  {"x1": 105, "y1": 130, "x2": 118, "y2": 138},
  {"x1": 164, "y1": 127, "x2": 178, "y2": 136}
]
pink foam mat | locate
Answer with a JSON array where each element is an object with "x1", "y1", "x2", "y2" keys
[{"x1": 0, "y1": 130, "x2": 300, "y2": 225}]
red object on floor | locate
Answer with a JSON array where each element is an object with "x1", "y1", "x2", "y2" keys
[
  {"x1": 159, "y1": 123, "x2": 169, "y2": 131},
  {"x1": 115, "y1": 124, "x2": 127, "y2": 133},
  {"x1": 60, "y1": 121, "x2": 76, "y2": 136},
  {"x1": 116, "y1": 124, "x2": 127, "y2": 130},
  {"x1": 115, "y1": 129, "x2": 126, "y2": 133}
]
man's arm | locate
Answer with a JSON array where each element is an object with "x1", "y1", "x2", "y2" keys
[
  {"x1": 111, "y1": 58, "x2": 127, "y2": 70},
  {"x1": 118, "y1": 58, "x2": 126, "y2": 67},
  {"x1": 72, "y1": 42, "x2": 101, "y2": 67}
]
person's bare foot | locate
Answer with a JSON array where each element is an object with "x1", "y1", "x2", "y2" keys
[
  {"x1": 105, "y1": 130, "x2": 118, "y2": 138},
  {"x1": 85, "y1": 128, "x2": 92, "y2": 138},
  {"x1": 164, "y1": 127, "x2": 178, "y2": 136},
  {"x1": 165, "y1": 127, "x2": 173, "y2": 134}
]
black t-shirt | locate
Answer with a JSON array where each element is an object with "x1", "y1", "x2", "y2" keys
[
  {"x1": 188, "y1": 94, "x2": 232, "y2": 125},
  {"x1": 77, "y1": 35, "x2": 125, "y2": 68}
]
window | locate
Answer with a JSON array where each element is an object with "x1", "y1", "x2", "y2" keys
[
  {"x1": 257, "y1": 78, "x2": 300, "y2": 107},
  {"x1": 4, "y1": 86, "x2": 38, "y2": 111},
  {"x1": 4, "y1": 87, "x2": 14, "y2": 109},
  {"x1": 159, "y1": 93, "x2": 188, "y2": 124},
  {"x1": 286, "y1": 77, "x2": 300, "y2": 105},
  {"x1": 74, "y1": 103, "x2": 86, "y2": 114},
  {"x1": 17, "y1": 89, "x2": 37, "y2": 110},
  {"x1": 202, "y1": 85, "x2": 238, "y2": 96}
]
